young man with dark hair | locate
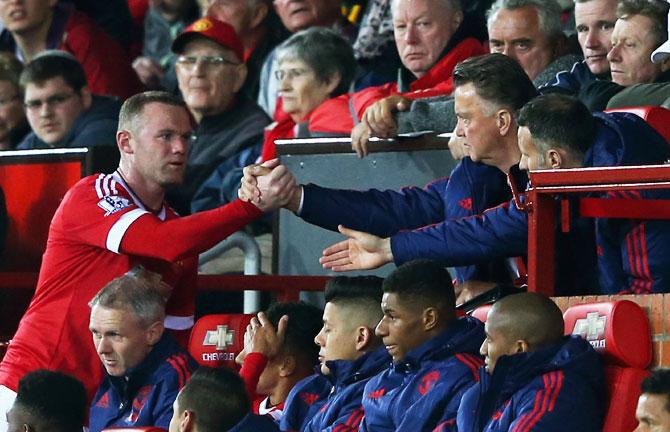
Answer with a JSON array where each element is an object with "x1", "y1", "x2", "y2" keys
[
  {"x1": 16, "y1": 51, "x2": 121, "y2": 150},
  {"x1": 281, "y1": 276, "x2": 389, "y2": 432},
  {"x1": 456, "y1": 292, "x2": 605, "y2": 431},
  {"x1": 635, "y1": 369, "x2": 670, "y2": 431},
  {"x1": 516, "y1": 93, "x2": 670, "y2": 293},
  {"x1": 358, "y1": 259, "x2": 484, "y2": 431},
  {"x1": 6, "y1": 370, "x2": 86, "y2": 432},
  {"x1": 168, "y1": 367, "x2": 279, "y2": 432},
  {"x1": 88, "y1": 268, "x2": 198, "y2": 432},
  {"x1": 236, "y1": 301, "x2": 323, "y2": 421}
]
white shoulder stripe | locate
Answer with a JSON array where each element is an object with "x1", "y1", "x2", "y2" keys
[
  {"x1": 95, "y1": 174, "x2": 104, "y2": 199},
  {"x1": 105, "y1": 208, "x2": 149, "y2": 253},
  {"x1": 165, "y1": 315, "x2": 195, "y2": 330},
  {"x1": 102, "y1": 175, "x2": 111, "y2": 196}
]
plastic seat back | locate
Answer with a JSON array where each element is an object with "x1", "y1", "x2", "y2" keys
[
  {"x1": 563, "y1": 300, "x2": 651, "y2": 432},
  {"x1": 188, "y1": 314, "x2": 254, "y2": 369},
  {"x1": 605, "y1": 106, "x2": 670, "y2": 143}
]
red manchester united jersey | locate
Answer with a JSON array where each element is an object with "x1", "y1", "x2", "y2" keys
[{"x1": 0, "y1": 171, "x2": 261, "y2": 397}]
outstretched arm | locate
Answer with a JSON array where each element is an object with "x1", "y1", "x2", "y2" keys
[{"x1": 320, "y1": 225, "x2": 394, "y2": 271}]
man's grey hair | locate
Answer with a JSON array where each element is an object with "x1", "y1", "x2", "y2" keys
[
  {"x1": 88, "y1": 266, "x2": 167, "y2": 326},
  {"x1": 391, "y1": 0, "x2": 462, "y2": 16},
  {"x1": 487, "y1": 0, "x2": 563, "y2": 43}
]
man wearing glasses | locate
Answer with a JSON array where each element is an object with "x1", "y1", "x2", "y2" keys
[
  {"x1": 15, "y1": 51, "x2": 120, "y2": 151},
  {"x1": 169, "y1": 17, "x2": 270, "y2": 216}
]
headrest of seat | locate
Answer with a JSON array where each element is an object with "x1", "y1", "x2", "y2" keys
[
  {"x1": 605, "y1": 106, "x2": 670, "y2": 143},
  {"x1": 188, "y1": 314, "x2": 254, "y2": 368},
  {"x1": 470, "y1": 304, "x2": 492, "y2": 323},
  {"x1": 563, "y1": 300, "x2": 651, "y2": 369}
]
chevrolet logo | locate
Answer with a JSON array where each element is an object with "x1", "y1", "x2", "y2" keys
[
  {"x1": 572, "y1": 312, "x2": 606, "y2": 341},
  {"x1": 203, "y1": 325, "x2": 235, "y2": 350}
]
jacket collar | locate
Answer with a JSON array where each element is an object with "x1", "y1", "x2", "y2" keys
[{"x1": 325, "y1": 345, "x2": 391, "y2": 387}]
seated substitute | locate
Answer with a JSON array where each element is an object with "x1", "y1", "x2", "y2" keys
[
  {"x1": 5, "y1": 369, "x2": 86, "y2": 432},
  {"x1": 356, "y1": 259, "x2": 484, "y2": 431},
  {"x1": 280, "y1": 276, "x2": 389, "y2": 432},
  {"x1": 456, "y1": 292, "x2": 605, "y2": 431},
  {"x1": 88, "y1": 268, "x2": 198, "y2": 432},
  {"x1": 16, "y1": 51, "x2": 120, "y2": 150},
  {"x1": 635, "y1": 368, "x2": 670, "y2": 432},
  {"x1": 169, "y1": 366, "x2": 279, "y2": 432},
  {"x1": 236, "y1": 301, "x2": 322, "y2": 421}
]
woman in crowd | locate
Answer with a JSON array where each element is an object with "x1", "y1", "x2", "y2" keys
[{"x1": 260, "y1": 27, "x2": 356, "y2": 161}]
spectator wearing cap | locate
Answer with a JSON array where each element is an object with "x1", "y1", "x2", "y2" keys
[
  {"x1": 88, "y1": 269, "x2": 198, "y2": 432},
  {"x1": 0, "y1": 0, "x2": 142, "y2": 100},
  {"x1": 167, "y1": 17, "x2": 270, "y2": 216},
  {"x1": 16, "y1": 51, "x2": 121, "y2": 150}
]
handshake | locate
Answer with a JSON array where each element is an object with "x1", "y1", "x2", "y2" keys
[{"x1": 238, "y1": 159, "x2": 302, "y2": 212}]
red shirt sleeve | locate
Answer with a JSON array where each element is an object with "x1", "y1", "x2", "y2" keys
[{"x1": 240, "y1": 352, "x2": 268, "y2": 402}]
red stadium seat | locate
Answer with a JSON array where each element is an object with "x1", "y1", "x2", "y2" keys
[
  {"x1": 563, "y1": 300, "x2": 651, "y2": 432},
  {"x1": 188, "y1": 314, "x2": 254, "y2": 369},
  {"x1": 470, "y1": 304, "x2": 492, "y2": 323},
  {"x1": 605, "y1": 106, "x2": 670, "y2": 143},
  {"x1": 102, "y1": 428, "x2": 167, "y2": 432}
]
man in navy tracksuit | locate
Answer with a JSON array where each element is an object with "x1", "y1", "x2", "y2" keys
[
  {"x1": 455, "y1": 292, "x2": 605, "y2": 431},
  {"x1": 355, "y1": 260, "x2": 484, "y2": 431},
  {"x1": 314, "y1": 93, "x2": 670, "y2": 294},
  {"x1": 280, "y1": 276, "x2": 390, "y2": 432},
  {"x1": 88, "y1": 270, "x2": 198, "y2": 432},
  {"x1": 241, "y1": 54, "x2": 539, "y2": 297}
]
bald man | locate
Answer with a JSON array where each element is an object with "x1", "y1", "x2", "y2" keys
[{"x1": 455, "y1": 293, "x2": 605, "y2": 432}]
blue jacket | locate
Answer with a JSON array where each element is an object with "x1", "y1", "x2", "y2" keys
[
  {"x1": 17, "y1": 95, "x2": 120, "y2": 150},
  {"x1": 456, "y1": 336, "x2": 605, "y2": 432},
  {"x1": 89, "y1": 334, "x2": 198, "y2": 432},
  {"x1": 303, "y1": 346, "x2": 391, "y2": 432},
  {"x1": 391, "y1": 112, "x2": 670, "y2": 294},
  {"x1": 300, "y1": 157, "x2": 513, "y2": 283},
  {"x1": 280, "y1": 374, "x2": 332, "y2": 432},
  {"x1": 359, "y1": 317, "x2": 484, "y2": 432},
  {"x1": 231, "y1": 413, "x2": 280, "y2": 432},
  {"x1": 538, "y1": 60, "x2": 603, "y2": 96}
]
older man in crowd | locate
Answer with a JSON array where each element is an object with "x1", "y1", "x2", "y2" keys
[
  {"x1": 579, "y1": 0, "x2": 670, "y2": 110},
  {"x1": 306, "y1": 0, "x2": 485, "y2": 138},
  {"x1": 16, "y1": 51, "x2": 120, "y2": 150},
  {"x1": 168, "y1": 16, "x2": 270, "y2": 215},
  {"x1": 88, "y1": 269, "x2": 198, "y2": 431},
  {"x1": 352, "y1": 0, "x2": 577, "y2": 155}
]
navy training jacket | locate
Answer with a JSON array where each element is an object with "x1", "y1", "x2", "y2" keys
[{"x1": 455, "y1": 335, "x2": 605, "y2": 432}]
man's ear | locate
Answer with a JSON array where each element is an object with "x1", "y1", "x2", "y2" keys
[
  {"x1": 250, "y1": 2, "x2": 269, "y2": 30},
  {"x1": 515, "y1": 339, "x2": 530, "y2": 354},
  {"x1": 278, "y1": 355, "x2": 297, "y2": 377},
  {"x1": 325, "y1": 72, "x2": 342, "y2": 96},
  {"x1": 659, "y1": 56, "x2": 670, "y2": 73},
  {"x1": 117, "y1": 130, "x2": 133, "y2": 155},
  {"x1": 451, "y1": 10, "x2": 464, "y2": 31},
  {"x1": 496, "y1": 110, "x2": 513, "y2": 136},
  {"x1": 546, "y1": 149, "x2": 563, "y2": 168},
  {"x1": 146, "y1": 320, "x2": 165, "y2": 346},
  {"x1": 355, "y1": 326, "x2": 374, "y2": 352},
  {"x1": 79, "y1": 86, "x2": 93, "y2": 110},
  {"x1": 233, "y1": 63, "x2": 248, "y2": 93},
  {"x1": 423, "y1": 307, "x2": 439, "y2": 332},
  {"x1": 180, "y1": 409, "x2": 195, "y2": 432}
]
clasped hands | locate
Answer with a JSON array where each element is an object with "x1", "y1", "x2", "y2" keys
[{"x1": 237, "y1": 159, "x2": 394, "y2": 271}]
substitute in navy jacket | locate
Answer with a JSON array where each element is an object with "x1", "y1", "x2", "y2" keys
[
  {"x1": 231, "y1": 413, "x2": 280, "y2": 432},
  {"x1": 388, "y1": 112, "x2": 670, "y2": 294},
  {"x1": 299, "y1": 157, "x2": 513, "y2": 284},
  {"x1": 89, "y1": 334, "x2": 198, "y2": 432},
  {"x1": 17, "y1": 95, "x2": 120, "y2": 150},
  {"x1": 359, "y1": 316, "x2": 484, "y2": 432},
  {"x1": 280, "y1": 346, "x2": 390, "y2": 432},
  {"x1": 456, "y1": 336, "x2": 605, "y2": 432}
]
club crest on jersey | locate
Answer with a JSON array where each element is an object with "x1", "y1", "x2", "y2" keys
[{"x1": 98, "y1": 195, "x2": 131, "y2": 216}]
